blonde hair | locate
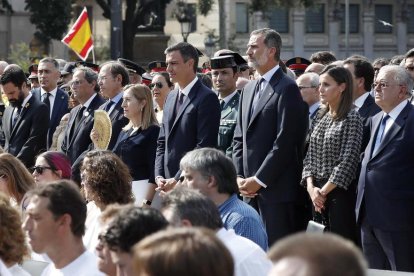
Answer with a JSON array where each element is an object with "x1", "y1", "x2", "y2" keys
[{"x1": 122, "y1": 84, "x2": 158, "y2": 130}]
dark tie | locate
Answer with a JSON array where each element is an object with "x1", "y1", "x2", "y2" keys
[
  {"x1": 219, "y1": 99, "x2": 226, "y2": 110},
  {"x1": 105, "y1": 100, "x2": 114, "y2": 112},
  {"x1": 43, "y1": 93, "x2": 51, "y2": 111},
  {"x1": 174, "y1": 92, "x2": 184, "y2": 118},
  {"x1": 373, "y1": 115, "x2": 390, "y2": 155},
  {"x1": 12, "y1": 106, "x2": 22, "y2": 129},
  {"x1": 250, "y1": 78, "x2": 264, "y2": 118},
  {"x1": 75, "y1": 106, "x2": 86, "y2": 126}
]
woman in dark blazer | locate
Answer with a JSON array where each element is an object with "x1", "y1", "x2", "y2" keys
[{"x1": 92, "y1": 84, "x2": 159, "y2": 204}]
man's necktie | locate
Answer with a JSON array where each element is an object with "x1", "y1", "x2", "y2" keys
[
  {"x1": 12, "y1": 106, "x2": 22, "y2": 129},
  {"x1": 75, "y1": 106, "x2": 86, "y2": 126},
  {"x1": 43, "y1": 93, "x2": 51, "y2": 110},
  {"x1": 105, "y1": 100, "x2": 114, "y2": 112},
  {"x1": 219, "y1": 99, "x2": 225, "y2": 110},
  {"x1": 373, "y1": 114, "x2": 390, "y2": 155},
  {"x1": 250, "y1": 78, "x2": 264, "y2": 118},
  {"x1": 174, "y1": 92, "x2": 184, "y2": 118}
]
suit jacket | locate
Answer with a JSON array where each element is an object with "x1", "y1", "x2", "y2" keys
[
  {"x1": 2, "y1": 96, "x2": 49, "y2": 168},
  {"x1": 113, "y1": 125, "x2": 160, "y2": 183},
  {"x1": 356, "y1": 102, "x2": 414, "y2": 231},
  {"x1": 218, "y1": 92, "x2": 240, "y2": 157},
  {"x1": 233, "y1": 68, "x2": 309, "y2": 203},
  {"x1": 99, "y1": 98, "x2": 129, "y2": 150},
  {"x1": 61, "y1": 94, "x2": 105, "y2": 163},
  {"x1": 32, "y1": 88, "x2": 69, "y2": 148},
  {"x1": 358, "y1": 94, "x2": 380, "y2": 152},
  {"x1": 155, "y1": 79, "x2": 221, "y2": 179}
]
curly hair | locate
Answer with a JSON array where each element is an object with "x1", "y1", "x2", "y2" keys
[
  {"x1": 0, "y1": 193, "x2": 29, "y2": 265},
  {"x1": 81, "y1": 150, "x2": 133, "y2": 207},
  {"x1": 0, "y1": 153, "x2": 35, "y2": 204}
]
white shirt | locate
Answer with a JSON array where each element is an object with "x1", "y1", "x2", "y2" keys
[
  {"x1": 8, "y1": 264, "x2": 31, "y2": 276},
  {"x1": 83, "y1": 202, "x2": 102, "y2": 252},
  {"x1": 382, "y1": 100, "x2": 409, "y2": 137},
  {"x1": 41, "y1": 250, "x2": 104, "y2": 276},
  {"x1": 0, "y1": 259, "x2": 12, "y2": 276},
  {"x1": 81, "y1": 93, "x2": 97, "y2": 109},
  {"x1": 219, "y1": 91, "x2": 238, "y2": 106},
  {"x1": 41, "y1": 87, "x2": 57, "y2": 118},
  {"x1": 179, "y1": 77, "x2": 198, "y2": 96},
  {"x1": 216, "y1": 228, "x2": 272, "y2": 276},
  {"x1": 354, "y1": 92, "x2": 370, "y2": 112},
  {"x1": 107, "y1": 91, "x2": 123, "y2": 115}
]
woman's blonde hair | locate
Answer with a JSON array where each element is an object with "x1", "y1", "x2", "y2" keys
[{"x1": 122, "y1": 84, "x2": 158, "y2": 130}]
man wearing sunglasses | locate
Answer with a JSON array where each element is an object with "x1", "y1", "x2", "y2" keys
[{"x1": 0, "y1": 65, "x2": 49, "y2": 168}]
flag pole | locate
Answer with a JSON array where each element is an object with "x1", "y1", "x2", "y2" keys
[{"x1": 92, "y1": 47, "x2": 95, "y2": 63}]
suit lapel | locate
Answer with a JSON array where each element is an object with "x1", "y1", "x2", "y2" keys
[
  {"x1": 51, "y1": 89, "x2": 65, "y2": 126},
  {"x1": 166, "y1": 90, "x2": 179, "y2": 132},
  {"x1": 171, "y1": 81, "x2": 201, "y2": 130},
  {"x1": 10, "y1": 97, "x2": 34, "y2": 138},
  {"x1": 370, "y1": 103, "x2": 409, "y2": 159}
]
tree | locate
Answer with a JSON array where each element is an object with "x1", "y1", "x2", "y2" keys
[{"x1": 24, "y1": 0, "x2": 74, "y2": 54}]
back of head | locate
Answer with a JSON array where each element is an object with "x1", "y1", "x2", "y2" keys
[
  {"x1": 133, "y1": 227, "x2": 234, "y2": 276},
  {"x1": 103, "y1": 206, "x2": 168, "y2": 253},
  {"x1": 161, "y1": 186, "x2": 223, "y2": 230},
  {"x1": 310, "y1": 51, "x2": 337, "y2": 65},
  {"x1": 28, "y1": 180, "x2": 86, "y2": 237},
  {"x1": 180, "y1": 147, "x2": 239, "y2": 195},
  {"x1": 165, "y1": 42, "x2": 199, "y2": 73},
  {"x1": 268, "y1": 233, "x2": 367, "y2": 276}
]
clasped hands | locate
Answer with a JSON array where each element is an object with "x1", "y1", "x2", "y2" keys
[
  {"x1": 237, "y1": 177, "x2": 261, "y2": 198},
  {"x1": 308, "y1": 186, "x2": 327, "y2": 213}
]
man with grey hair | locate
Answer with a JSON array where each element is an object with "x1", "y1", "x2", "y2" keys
[
  {"x1": 61, "y1": 66, "x2": 105, "y2": 164},
  {"x1": 180, "y1": 147, "x2": 268, "y2": 250},
  {"x1": 161, "y1": 187, "x2": 272, "y2": 276},
  {"x1": 32, "y1": 57, "x2": 69, "y2": 148},
  {"x1": 233, "y1": 28, "x2": 308, "y2": 245},
  {"x1": 0, "y1": 60, "x2": 8, "y2": 75},
  {"x1": 296, "y1": 72, "x2": 320, "y2": 119},
  {"x1": 356, "y1": 65, "x2": 414, "y2": 272}
]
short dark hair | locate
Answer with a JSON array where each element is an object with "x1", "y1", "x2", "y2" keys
[
  {"x1": 372, "y1": 57, "x2": 390, "y2": 68},
  {"x1": 165, "y1": 42, "x2": 199, "y2": 73},
  {"x1": 405, "y1": 48, "x2": 414, "y2": 59},
  {"x1": 27, "y1": 180, "x2": 86, "y2": 237},
  {"x1": 39, "y1": 57, "x2": 59, "y2": 69},
  {"x1": 180, "y1": 148, "x2": 239, "y2": 195},
  {"x1": 103, "y1": 206, "x2": 168, "y2": 253},
  {"x1": 161, "y1": 187, "x2": 223, "y2": 230},
  {"x1": 154, "y1": 72, "x2": 173, "y2": 88},
  {"x1": 309, "y1": 51, "x2": 337, "y2": 65},
  {"x1": 251, "y1": 28, "x2": 282, "y2": 61},
  {"x1": 343, "y1": 57, "x2": 375, "y2": 91},
  {"x1": 0, "y1": 65, "x2": 27, "y2": 87},
  {"x1": 268, "y1": 233, "x2": 367, "y2": 276},
  {"x1": 100, "y1": 61, "x2": 130, "y2": 87}
]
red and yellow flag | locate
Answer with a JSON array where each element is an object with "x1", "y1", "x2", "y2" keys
[{"x1": 61, "y1": 7, "x2": 93, "y2": 61}]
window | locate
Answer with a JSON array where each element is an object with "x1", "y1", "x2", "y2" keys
[
  {"x1": 267, "y1": 6, "x2": 289, "y2": 33},
  {"x1": 306, "y1": 4, "x2": 325, "y2": 33},
  {"x1": 236, "y1": 3, "x2": 249, "y2": 33},
  {"x1": 340, "y1": 4, "x2": 359, "y2": 33},
  {"x1": 407, "y1": 5, "x2": 414, "y2": 33},
  {"x1": 375, "y1": 5, "x2": 393, "y2": 33}
]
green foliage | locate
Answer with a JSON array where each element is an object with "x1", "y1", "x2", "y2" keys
[
  {"x1": 8, "y1": 43, "x2": 31, "y2": 72},
  {"x1": 198, "y1": 0, "x2": 214, "y2": 16},
  {"x1": 24, "y1": 0, "x2": 74, "y2": 43},
  {"x1": 0, "y1": 0, "x2": 12, "y2": 13}
]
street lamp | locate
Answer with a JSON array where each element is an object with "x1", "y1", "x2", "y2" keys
[{"x1": 176, "y1": 2, "x2": 193, "y2": 42}]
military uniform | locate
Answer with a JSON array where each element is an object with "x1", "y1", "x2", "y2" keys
[{"x1": 218, "y1": 92, "x2": 240, "y2": 157}]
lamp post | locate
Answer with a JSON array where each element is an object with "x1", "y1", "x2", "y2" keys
[{"x1": 176, "y1": 1, "x2": 193, "y2": 42}]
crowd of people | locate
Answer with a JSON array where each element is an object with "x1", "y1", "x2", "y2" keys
[{"x1": 0, "y1": 26, "x2": 413, "y2": 275}]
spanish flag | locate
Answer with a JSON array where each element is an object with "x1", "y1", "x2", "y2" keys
[{"x1": 61, "y1": 7, "x2": 93, "y2": 61}]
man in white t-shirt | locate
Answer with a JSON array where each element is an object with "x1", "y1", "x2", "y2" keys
[
  {"x1": 23, "y1": 180, "x2": 103, "y2": 276},
  {"x1": 161, "y1": 187, "x2": 272, "y2": 276}
]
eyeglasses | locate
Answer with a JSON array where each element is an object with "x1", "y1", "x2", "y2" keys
[
  {"x1": 70, "y1": 80, "x2": 83, "y2": 86},
  {"x1": 298, "y1": 86, "x2": 316, "y2": 90},
  {"x1": 372, "y1": 82, "x2": 404, "y2": 90},
  {"x1": 406, "y1": 66, "x2": 414, "y2": 72},
  {"x1": 31, "y1": 166, "x2": 54, "y2": 175},
  {"x1": 149, "y1": 82, "x2": 163, "y2": 89}
]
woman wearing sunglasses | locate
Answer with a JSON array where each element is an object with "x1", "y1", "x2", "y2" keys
[
  {"x1": 32, "y1": 151, "x2": 71, "y2": 185},
  {"x1": 0, "y1": 153, "x2": 35, "y2": 214},
  {"x1": 150, "y1": 72, "x2": 174, "y2": 123}
]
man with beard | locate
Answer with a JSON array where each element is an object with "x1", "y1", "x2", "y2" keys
[{"x1": 0, "y1": 65, "x2": 49, "y2": 168}]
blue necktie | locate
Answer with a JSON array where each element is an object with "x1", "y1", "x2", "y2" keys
[
  {"x1": 105, "y1": 100, "x2": 114, "y2": 112},
  {"x1": 12, "y1": 106, "x2": 22, "y2": 129},
  {"x1": 373, "y1": 115, "x2": 390, "y2": 155},
  {"x1": 250, "y1": 78, "x2": 264, "y2": 118}
]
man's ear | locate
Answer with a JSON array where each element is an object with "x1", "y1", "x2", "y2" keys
[
  {"x1": 58, "y1": 213, "x2": 72, "y2": 229},
  {"x1": 207, "y1": 175, "x2": 217, "y2": 188},
  {"x1": 181, "y1": 219, "x2": 193, "y2": 227}
]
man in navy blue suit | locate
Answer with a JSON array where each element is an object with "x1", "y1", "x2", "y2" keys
[
  {"x1": 356, "y1": 65, "x2": 414, "y2": 272},
  {"x1": 155, "y1": 42, "x2": 220, "y2": 192},
  {"x1": 233, "y1": 28, "x2": 309, "y2": 245},
  {"x1": 31, "y1": 57, "x2": 69, "y2": 148}
]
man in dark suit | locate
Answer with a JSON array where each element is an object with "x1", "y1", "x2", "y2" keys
[
  {"x1": 32, "y1": 57, "x2": 69, "y2": 148},
  {"x1": 0, "y1": 65, "x2": 49, "y2": 168},
  {"x1": 211, "y1": 53, "x2": 243, "y2": 157},
  {"x1": 344, "y1": 57, "x2": 380, "y2": 152},
  {"x1": 233, "y1": 28, "x2": 309, "y2": 245},
  {"x1": 356, "y1": 65, "x2": 414, "y2": 272},
  {"x1": 155, "y1": 42, "x2": 220, "y2": 192},
  {"x1": 97, "y1": 61, "x2": 129, "y2": 150},
  {"x1": 61, "y1": 66, "x2": 104, "y2": 164}
]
